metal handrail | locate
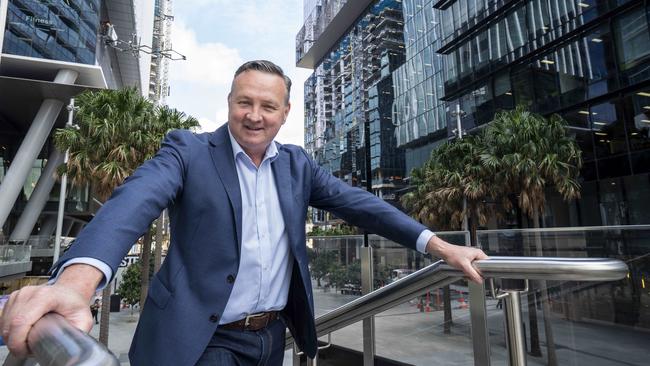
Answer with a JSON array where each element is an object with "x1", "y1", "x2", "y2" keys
[
  {"x1": 286, "y1": 256, "x2": 628, "y2": 348},
  {"x1": 3, "y1": 313, "x2": 120, "y2": 366}
]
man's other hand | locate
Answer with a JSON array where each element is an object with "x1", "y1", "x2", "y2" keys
[
  {"x1": 426, "y1": 236, "x2": 488, "y2": 284},
  {"x1": 0, "y1": 264, "x2": 103, "y2": 358}
]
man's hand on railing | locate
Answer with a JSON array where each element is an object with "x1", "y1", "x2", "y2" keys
[
  {"x1": 426, "y1": 236, "x2": 488, "y2": 284},
  {"x1": 0, "y1": 264, "x2": 102, "y2": 358}
]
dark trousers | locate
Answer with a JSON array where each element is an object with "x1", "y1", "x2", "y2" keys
[{"x1": 195, "y1": 318, "x2": 286, "y2": 366}]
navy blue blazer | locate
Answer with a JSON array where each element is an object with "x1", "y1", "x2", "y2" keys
[{"x1": 56, "y1": 125, "x2": 428, "y2": 365}]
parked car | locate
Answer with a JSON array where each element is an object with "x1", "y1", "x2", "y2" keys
[{"x1": 340, "y1": 283, "x2": 362, "y2": 295}]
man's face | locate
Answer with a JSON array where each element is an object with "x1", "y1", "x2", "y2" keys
[{"x1": 227, "y1": 70, "x2": 290, "y2": 161}]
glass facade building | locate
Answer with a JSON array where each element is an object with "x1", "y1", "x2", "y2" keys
[
  {"x1": 391, "y1": 0, "x2": 449, "y2": 173},
  {"x1": 2, "y1": 0, "x2": 101, "y2": 64},
  {"x1": 303, "y1": 0, "x2": 407, "y2": 223},
  {"x1": 429, "y1": 0, "x2": 650, "y2": 227}
]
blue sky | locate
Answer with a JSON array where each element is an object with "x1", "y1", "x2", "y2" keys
[{"x1": 166, "y1": 0, "x2": 312, "y2": 146}]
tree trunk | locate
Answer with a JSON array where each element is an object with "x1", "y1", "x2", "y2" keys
[
  {"x1": 532, "y1": 210, "x2": 557, "y2": 365},
  {"x1": 443, "y1": 285, "x2": 452, "y2": 334},
  {"x1": 139, "y1": 230, "x2": 153, "y2": 307},
  {"x1": 99, "y1": 284, "x2": 111, "y2": 346},
  {"x1": 154, "y1": 212, "x2": 164, "y2": 273}
]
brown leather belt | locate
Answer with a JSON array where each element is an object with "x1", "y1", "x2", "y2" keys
[{"x1": 220, "y1": 311, "x2": 279, "y2": 331}]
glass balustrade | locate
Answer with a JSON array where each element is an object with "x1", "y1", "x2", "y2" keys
[{"x1": 305, "y1": 225, "x2": 649, "y2": 365}]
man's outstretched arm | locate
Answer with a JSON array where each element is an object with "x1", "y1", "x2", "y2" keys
[{"x1": 1, "y1": 264, "x2": 103, "y2": 358}]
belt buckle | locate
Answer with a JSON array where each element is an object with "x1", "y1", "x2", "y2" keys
[{"x1": 244, "y1": 313, "x2": 264, "y2": 328}]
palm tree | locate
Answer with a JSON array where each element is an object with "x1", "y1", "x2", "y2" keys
[
  {"x1": 54, "y1": 87, "x2": 198, "y2": 345},
  {"x1": 481, "y1": 106, "x2": 582, "y2": 364},
  {"x1": 401, "y1": 135, "x2": 501, "y2": 333}
]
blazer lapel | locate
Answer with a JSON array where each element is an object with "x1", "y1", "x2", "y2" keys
[
  {"x1": 272, "y1": 145, "x2": 294, "y2": 246},
  {"x1": 208, "y1": 125, "x2": 242, "y2": 256}
]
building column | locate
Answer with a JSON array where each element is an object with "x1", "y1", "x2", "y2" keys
[
  {"x1": 9, "y1": 150, "x2": 65, "y2": 242},
  {"x1": 38, "y1": 214, "x2": 58, "y2": 238},
  {"x1": 0, "y1": 69, "x2": 78, "y2": 232}
]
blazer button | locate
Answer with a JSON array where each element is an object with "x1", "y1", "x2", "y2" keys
[
  {"x1": 227, "y1": 274, "x2": 235, "y2": 284},
  {"x1": 209, "y1": 314, "x2": 219, "y2": 323}
]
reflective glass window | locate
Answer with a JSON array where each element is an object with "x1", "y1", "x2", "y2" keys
[
  {"x1": 506, "y1": 7, "x2": 528, "y2": 55},
  {"x1": 493, "y1": 71, "x2": 514, "y2": 110},
  {"x1": 591, "y1": 101, "x2": 630, "y2": 166},
  {"x1": 583, "y1": 25, "x2": 618, "y2": 98},
  {"x1": 532, "y1": 52, "x2": 560, "y2": 112},
  {"x1": 558, "y1": 40, "x2": 587, "y2": 106},
  {"x1": 511, "y1": 64, "x2": 534, "y2": 108},
  {"x1": 614, "y1": 7, "x2": 650, "y2": 86},
  {"x1": 3, "y1": 0, "x2": 100, "y2": 64},
  {"x1": 622, "y1": 91, "x2": 650, "y2": 170}
]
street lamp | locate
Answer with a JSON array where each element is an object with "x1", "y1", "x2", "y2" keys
[
  {"x1": 53, "y1": 98, "x2": 78, "y2": 263},
  {"x1": 450, "y1": 104, "x2": 469, "y2": 232}
]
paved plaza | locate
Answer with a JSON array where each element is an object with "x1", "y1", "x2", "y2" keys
[{"x1": 1, "y1": 285, "x2": 648, "y2": 365}]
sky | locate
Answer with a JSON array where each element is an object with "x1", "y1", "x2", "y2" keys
[{"x1": 165, "y1": 0, "x2": 313, "y2": 147}]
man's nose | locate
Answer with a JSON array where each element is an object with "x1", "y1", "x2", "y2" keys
[{"x1": 246, "y1": 109, "x2": 262, "y2": 122}]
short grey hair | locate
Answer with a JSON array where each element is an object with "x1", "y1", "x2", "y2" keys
[{"x1": 234, "y1": 60, "x2": 292, "y2": 105}]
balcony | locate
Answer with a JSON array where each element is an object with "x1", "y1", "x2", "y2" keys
[{"x1": 0, "y1": 244, "x2": 32, "y2": 281}]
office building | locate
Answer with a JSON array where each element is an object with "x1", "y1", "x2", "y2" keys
[
  {"x1": 415, "y1": 0, "x2": 650, "y2": 227},
  {"x1": 0, "y1": 0, "x2": 153, "y2": 280},
  {"x1": 298, "y1": 0, "x2": 407, "y2": 224},
  {"x1": 148, "y1": 0, "x2": 172, "y2": 105}
]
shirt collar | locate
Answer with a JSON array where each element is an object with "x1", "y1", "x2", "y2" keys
[{"x1": 227, "y1": 125, "x2": 279, "y2": 165}]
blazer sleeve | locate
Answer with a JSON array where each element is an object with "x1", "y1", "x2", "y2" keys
[
  {"x1": 304, "y1": 149, "x2": 428, "y2": 250},
  {"x1": 52, "y1": 129, "x2": 192, "y2": 280}
]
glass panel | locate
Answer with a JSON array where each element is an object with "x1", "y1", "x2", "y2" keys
[
  {"x1": 532, "y1": 52, "x2": 560, "y2": 112},
  {"x1": 2, "y1": 0, "x2": 100, "y2": 64},
  {"x1": 563, "y1": 109, "x2": 596, "y2": 178},
  {"x1": 0, "y1": 245, "x2": 32, "y2": 262},
  {"x1": 558, "y1": 40, "x2": 587, "y2": 106},
  {"x1": 614, "y1": 7, "x2": 650, "y2": 86},
  {"x1": 583, "y1": 25, "x2": 618, "y2": 98},
  {"x1": 372, "y1": 233, "x2": 474, "y2": 365},
  {"x1": 511, "y1": 64, "x2": 534, "y2": 109},
  {"x1": 493, "y1": 71, "x2": 514, "y2": 110},
  {"x1": 591, "y1": 100, "x2": 629, "y2": 157},
  {"x1": 623, "y1": 91, "x2": 650, "y2": 154},
  {"x1": 479, "y1": 226, "x2": 650, "y2": 365}
]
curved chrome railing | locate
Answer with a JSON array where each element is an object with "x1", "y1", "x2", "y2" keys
[
  {"x1": 286, "y1": 256, "x2": 628, "y2": 349},
  {"x1": 3, "y1": 313, "x2": 120, "y2": 366}
]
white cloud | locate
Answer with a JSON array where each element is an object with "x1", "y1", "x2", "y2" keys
[
  {"x1": 169, "y1": 21, "x2": 242, "y2": 86},
  {"x1": 167, "y1": 0, "x2": 311, "y2": 146}
]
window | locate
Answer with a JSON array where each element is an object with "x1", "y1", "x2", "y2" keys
[
  {"x1": 614, "y1": 7, "x2": 650, "y2": 85},
  {"x1": 591, "y1": 100, "x2": 631, "y2": 178}
]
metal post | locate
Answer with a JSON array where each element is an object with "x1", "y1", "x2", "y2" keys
[
  {"x1": 452, "y1": 104, "x2": 468, "y2": 232},
  {"x1": 469, "y1": 281, "x2": 491, "y2": 366},
  {"x1": 53, "y1": 98, "x2": 77, "y2": 263},
  {"x1": 292, "y1": 344, "x2": 301, "y2": 366},
  {"x1": 0, "y1": 69, "x2": 78, "y2": 231},
  {"x1": 502, "y1": 291, "x2": 528, "y2": 366},
  {"x1": 361, "y1": 245, "x2": 375, "y2": 366}
]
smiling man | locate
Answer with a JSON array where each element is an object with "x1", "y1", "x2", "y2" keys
[{"x1": 1, "y1": 60, "x2": 487, "y2": 366}]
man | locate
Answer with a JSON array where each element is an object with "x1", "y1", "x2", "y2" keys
[{"x1": 1, "y1": 60, "x2": 487, "y2": 365}]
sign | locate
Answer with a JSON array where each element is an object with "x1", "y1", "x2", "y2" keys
[{"x1": 119, "y1": 255, "x2": 140, "y2": 268}]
